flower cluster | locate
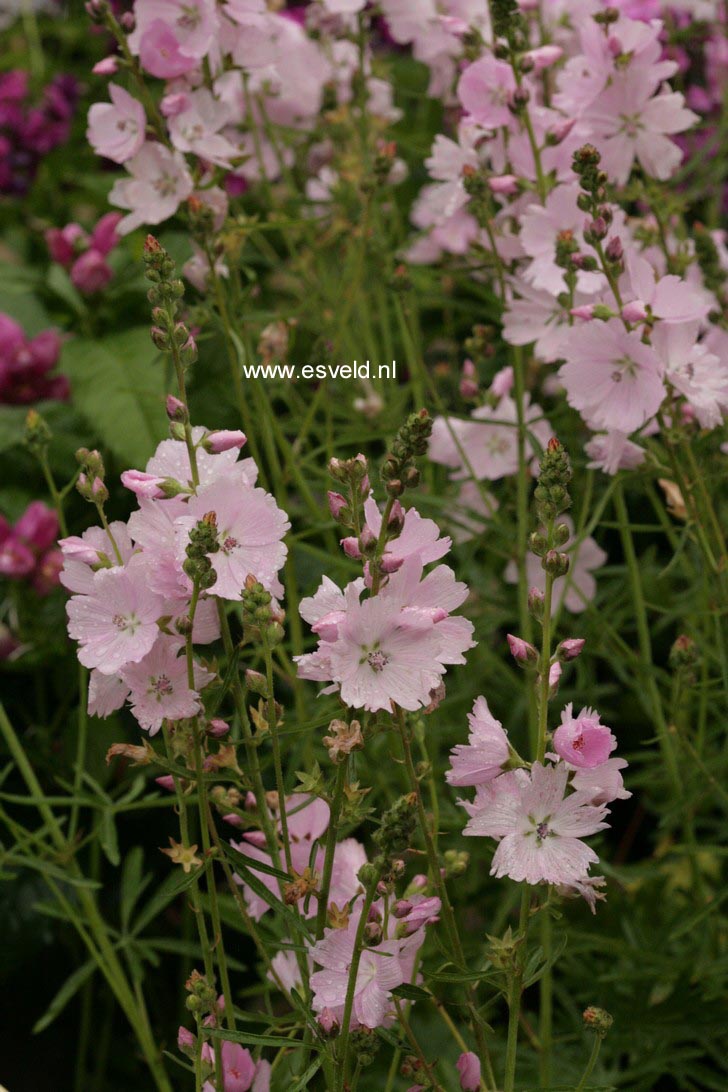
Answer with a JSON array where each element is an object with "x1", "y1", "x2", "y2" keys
[
  {"x1": 86, "y1": 0, "x2": 405, "y2": 264},
  {"x1": 451, "y1": 694, "x2": 629, "y2": 910},
  {"x1": 60, "y1": 423, "x2": 289, "y2": 733},
  {"x1": 0, "y1": 69, "x2": 78, "y2": 196},
  {"x1": 296, "y1": 436, "x2": 475, "y2": 713},
  {"x1": 45, "y1": 212, "x2": 122, "y2": 296},
  {"x1": 0, "y1": 313, "x2": 67, "y2": 405},
  {"x1": 411, "y1": 4, "x2": 728, "y2": 476}
]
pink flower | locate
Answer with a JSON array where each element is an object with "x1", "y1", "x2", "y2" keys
[
  {"x1": 233, "y1": 794, "x2": 366, "y2": 921},
  {"x1": 652, "y1": 322, "x2": 728, "y2": 430},
  {"x1": 128, "y1": 0, "x2": 219, "y2": 65},
  {"x1": 120, "y1": 635, "x2": 214, "y2": 734},
  {"x1": 456, "y1": 1051, "x2": 481, "y2": 1092},
  {"x1": 463, "y1": 763, "x2": 609, "y2": 887},
  {"x1": 176, "y1": 478, "x2": 289, "y2": 600},
  {"x1": 360, "y1": 496, "x2": 451, "y2": 571},
  {"x1": 66, "y1": 561, "x2": 163, "y2": 674},
  {"x1": 201, "y1": 1041, "x2": 270, "y2": 1092},
  {"x1": 87, "y1": 84, "x2": 145, "y2": 164},
  {"x1": 168, "y1": 88, "x2": 239, "y2": 168},
  {"x1": 144, "y1": 427, "x2": 257, "y2": 492},
  {"x1": 457, "y1": 55, "x2": 517, "y2": 129},
  {"x1": 429, "y1": 395, "x2": 551, "y2": 482},
  {"x1": 139, "y1": 20, "x2": 198, "y2": 78},
  {"x1": 570, "y1": 758, "x2": 631, "y2": 805},
  {"x1": 59, "y1": 521, "x2": 135, "y2": 594},
  {"x1": 120, "y1": 469, "x2": 168, "y2": 499},
  {"x1": 110, "y1": 143, "x2": 194, "y2": 235},
  {"x1": 205, "y1": 430, "x2": 247, "y2": 454},
  {"x1": 447, "y1": 696, "x2": 511, "y2": 788},
  {"x1": 558, "y1": 319, "x2": 665, "y2": 433},
  {"x1": 310, "y1": 913, "x2": 406, "y2": 1029},
  {"x1": 585, "y1": 72, "x2": 698, "y2": 183},
  {"x1": 624, "y1": 251, "x2": 712, "y2": 325},
  {"x1": 553, "y1": 703, "x2": 617, "y2": 768},
  {"x1": 520, "y1": 183, "x2": 606, "y2": 295}
]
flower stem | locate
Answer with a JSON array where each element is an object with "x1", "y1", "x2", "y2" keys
[
  {"x1": 335, "y1": 876, "x2": 379, "y2": 1091},
  {"x1": 575, "y1": 1034, "x2": 602, "y2": 1092},
  {"x1": 315, "y1": 758, "x2": 349, "y2": 942}
]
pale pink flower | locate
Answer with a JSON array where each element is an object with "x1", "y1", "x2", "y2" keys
[
  {"x1": 570, "y1": 758, "x2": 631, "y2": 805},
  {"x1": 652, "y1": 323, "x2": 728, "y2": 429},
  {"x1": 553, "y1": 703, "x2": 617, "y2": 768},
  {"x1": 233, "y1": 794, "x2": 366, "y2": 920},
  {"x1": 584, "y1": 430, "x2": 647, "y2": 476},
  {"x1": 558, "y1": 319, "x2": 665, "y2": 433},
  {"x1": 449, "y1": 481, "x2": 499, "y2": 544},
  {"x1": 624, "y1": 250, "x2": 712, "y2": 325},
  {"x1": 128, "y1": 0, "x2": 219, "y2": 64},
  {"x1": 446, "y1": 696, "x2": 511, "y2": 787},
  {"x1": 87, "y1": 668, "x2": 130, "y2": 717},
  {"x1": 520, "y1": 183, "x2": 606, "y2": 295},
  {"x1": 584, "y1": 71, "x2": 698, "y2": 183},
  {"x1": 327, "y1": 574, "x2": 445, "y2": 713},
  {"x1": 139, "y1": 20, "x2": 198, "y2": 78},
  {"x1": 66, "y1": 561, "x2": 163, "y2": 674},
  {"x1": 360, "y1": 496, "x2": 451, "y2": 571},
  {"x1": 144, "y1": 427, "x2": 257, "y2": 492},
  {"x1": 59, "y1": 521, "x2": 135, "y2": 595},
  {"x1": 429, "y1": 395, "x2": 551, "y2": 481},
  {"x1": 503, "y1": 277, "x2": 591, "y2": 362},
  {"x1": 201, "y1": 1041, "x2": 270, "y2": 1092},
  {"x1": 110, "y1": 143, "x2": 194, "y2": 235},
  {"x1": 457, "y1": 55, "x2": 517, "y2": 129},
  {"x1": 310, "y1": 914, "x2": 406, "y2": 1029},
  {"x1": 87, "y1": 84, "x2": 145, "y2": 164},
  {"x1": 120, "y1": 635, "x2": 214, "y2": 734},
  {"x1": 505, "y1": 516, "x2": 607, "y2": 614},
  {"x1": 463, "y1": 763, "x2": 609, "y2": 887},
  {"x1": 176, "y1": 478, "x2": 289, "y2": 600},
  {"x1": 120, "y1": 469, "x2": 168, "y2": 499},
  {"x1": 168, "y1": 88, "x2": 239, "y2": 168}
]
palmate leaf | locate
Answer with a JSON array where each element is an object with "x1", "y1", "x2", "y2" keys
[{"x1": 60, "y1": 328, "x2": 168, "y2": 466}]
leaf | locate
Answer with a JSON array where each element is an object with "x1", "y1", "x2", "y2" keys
[
  {"x1": 32, "y1": 959, "x2": 94, "y2": 1034},
  {"x1": 131, "y1": 862, "x2": 208, "y2": 936},
  {"x1": 221, "y1": 844, "x2": 312, "y2": 941},
  {"x1": 120, "y1": 847, "x2": 151, "y2": 933},
  {"x1": 46, "y1": 264, "x2": 88, "y2": 318},
  {"x1": 391, "y1": 982, "x2": 431, "y2": 1002},
  {"x1": 208, "y1": 1027, "x2": 316, "y2": 1051},
  {"x1": 60, "y1": 328, "x2": 167, "y2": 465},
  {"x1": 288, "y1": 1058, "x2": 323, "y2": 1090},
  {"x1": 99, "y1": 809, "x2": 120, "y2": 866}
]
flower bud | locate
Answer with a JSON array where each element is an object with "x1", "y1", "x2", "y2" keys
[
  {"x1": 622, "y1": 300, "x2": 648, "y2": 323},
  {"x1": 507, "y1": 633, "x2": 538, "y2": 665},
  {"x1": 456, "y1": 1051, "x2": 481, "y2": 1092},
  {"x1": 583, "y1": 1006, "x2": 613, "y2": 1037},
  {"x1": 557, "y1": 638, "x2": 585, "y2": 662},
  {"x1": 327, "y1": 491, "x2": 349, "y2": 522}
]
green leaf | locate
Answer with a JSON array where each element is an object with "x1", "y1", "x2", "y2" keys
[
  {"x1": 288, "y1": 1058, "x2": 323, "y2": 1090},
  {"x1": 131, "y1": 863, "x2": 208, "y2": 936},
  {"x1": 391, "y1": 982, "x2": 431, "y2": 1002},
  {"x1": 60, "y1": 328, "x2": 167, "y2": 465},
  {"x1": 99, "y1": 809, "x2": 120, "y2": 866},
  {"x1": 208, "y1": 1027, "x2": 316, "y2": 1051},
  {"x1": 32, "y1": 959, "x2": 94, "y2": 1034},
  {"x1": 120, "y1": 847, "x2": 151, "y2": 932}
]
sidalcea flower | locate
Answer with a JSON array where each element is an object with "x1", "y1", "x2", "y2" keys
[
  {"x1": 309, "y1": 912, "x2": 407, "y2": 1029},
  {"x1": 0, "y1": 313, "x2": 68, "y2": 405},
  {"x1": 175, "y1": 477, "x2": 289, "y2": 600},
  {"x1": 457, "y1": 55, "x2": 517, "y2": 129},
  {"x1": 201, "y1": 1041, "x2": 270, "y2": 1092},
  {"x1": 109, "y1": 143, "x2": 194, "y2": 235},
  {"x1": 120, "y1": 636, "x2": 214, "y2": 734},
  {"x1": 463, "y1": 763, "x2": 609, "y2": 887},
  {"x1": 446, "y1": 696, "x2": 511, "y2": 787},
  {"x1": 552, "y1": 704, "x2": 617, "y2": 768},
  {"x1": 429, "y1": 395, "x2": 551, "y2": 482},
  {"x1": 558, "y1": 319, "x2": 665, "y2": 433},
  {"x1": 233, "y1": 794, "x2": 366, "y2": 921},
  {"x1": 66, "y1": 560, "x2": 164, "y2": 674},
  {"x1": 87, "y1": 84, "x2": 145, "y2": 164}
]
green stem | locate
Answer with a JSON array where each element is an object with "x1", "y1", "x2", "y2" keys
[
  {"x1": 575, "y1": 1035, "x2": 602, "y2": 1092},
  {"x1": 503, "y1": 889, "x2": 531, "y2": 1092},
  {"x1": 315, "y1": 759, "x2": 348, "y2": 941}
]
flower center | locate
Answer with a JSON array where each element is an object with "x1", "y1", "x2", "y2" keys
[
  {"x1": 535, "y1": 821, "x2": 551, "y2": 842},
  {"x1": 221, "y1": 534, "x2": 238, "y2": 554},
  {"x1": 178, "y1": 4, "x2": 201, "y2": 30},
  {"x1": 149, "y1": 674, "x2": 174, "y2": 697},
  {"x1": 113, "y1": 612, "x2": 138, "y2": 633},
  {"x1": 366, "y1": 649, "x2": 390, "y2": 673},
  {"x1": 154, "y1": 172, "x2": 178, "y2": 198}
]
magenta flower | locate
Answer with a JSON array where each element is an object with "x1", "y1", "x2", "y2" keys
[
  {"x1": 0, "y1": 313, "x2": 68, "y2": 405},
  {"x1": 66, "y1": 562, "x2": 163, "y2": 674},
  {"x1": 553, "y1": 704, "x2": 617, "y2": 769},
  {"x1": 464, "y1": 763, "x2": 609, "y2": 887},
  {"x1": 446, "y1": 696, "x2": 511, "y2": 787}
]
